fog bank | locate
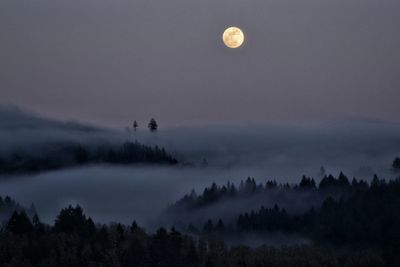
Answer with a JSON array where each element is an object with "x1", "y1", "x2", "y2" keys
[{"x1": 0, "y1": 107, "x2": 399, "y2": 228}]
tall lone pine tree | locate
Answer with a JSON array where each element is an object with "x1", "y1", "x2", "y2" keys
[{"x1": 148, "y1": 118, "x2": 158, "y2": 132}]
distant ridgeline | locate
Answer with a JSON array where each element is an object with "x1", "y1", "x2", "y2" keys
[
  {"x1": 171, "y1": 172, "x2": 362, "y2": 211},
  {"x1": 0, "y1": 141, "x2": 178, "y2": 175}
]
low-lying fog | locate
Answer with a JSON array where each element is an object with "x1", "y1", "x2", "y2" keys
[
  {"x1": 0, "y1": 165, "x2": 284, "y2": 225},
  {"x1": 0, "y1": 106, "x2": 399, "y2": 228}
]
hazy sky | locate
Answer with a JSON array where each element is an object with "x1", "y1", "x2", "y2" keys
[{"x1": 1, "y1": 0, "x2": 399, "y2": 127}]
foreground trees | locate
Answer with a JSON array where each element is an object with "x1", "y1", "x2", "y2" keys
[
  {"x1": 1, "y1": 174, "x2": 400, "y2": 266},
  {"x1": 0, "y1": 205, "x2": 391, "y2": 267}
]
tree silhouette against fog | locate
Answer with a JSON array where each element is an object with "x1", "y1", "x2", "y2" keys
[
  {"x1": 6, "y1": 210, "x2": 33, "y2": 234},
  {"x1": 133, "y1": 120, "x2": 138, "y2": 132},
  {"x1": 148, "y1": 118, "x2": 158, "y2": 132},
  {"x1": 393, "y1": 157, "x2": 400, "y2": 171},
  {"x1": 2, "y1": 175, "x2": 400, "y2": 266},
  {"x1": 0, "y1": 139, "x2": 178, "y2": 174}
]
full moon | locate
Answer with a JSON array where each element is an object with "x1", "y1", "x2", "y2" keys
[{"x1": 222, "y1": 27, "x2": 244, "y2": 48}]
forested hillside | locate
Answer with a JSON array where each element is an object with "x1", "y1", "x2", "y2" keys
[
  {"x1": 1, "y1": 174, "x2": 400, "y2": 266},
  {"x1": 0, "y1": 141, "x2": 178, "y2": 175},
  {"x1": 0, "y1": 203, "x2": 394, "y2": 267}
]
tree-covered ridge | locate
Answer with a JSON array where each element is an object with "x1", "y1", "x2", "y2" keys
[
  {"x1": 171, "y1": 172, "x2": 363, "y2": 212},
  {"x1": 236, "y1": 174, "x2": 399, "y2": 238},
  {"x1": 181, "y1": 175, "x2": 400, "y2": 265},
  {"x1": 0, "y1": 141, "x2": 178, "y2": 175},
  {"x1": 0, "y1": 203, "x2": 393, "y2": 267}
]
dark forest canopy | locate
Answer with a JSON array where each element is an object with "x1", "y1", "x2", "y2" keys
[
  {"x1": 0, "y1": 195, "x2": 37, "y2": 222},
  {"x1": 174, "y1": 175, "x2": 400, "y2": 265},
  {"x1": 0, "y1": 141, "x2": 178, "y2": 175},
  {"x1": 0, "y1": 187, "x2": 400, "y2": 267},
  {"x1": 170, "y1": 173, "x2": 365, "y2": 212},
  {"x1": 177, "y1": 176, "x2": 400, "y2": 263}
]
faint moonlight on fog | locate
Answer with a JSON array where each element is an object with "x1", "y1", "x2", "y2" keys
[{"x1": 222, "y1": 27, "x2": 244, "y2": 48}]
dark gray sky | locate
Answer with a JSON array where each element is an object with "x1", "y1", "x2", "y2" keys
[{"x1": 1, "y1": 0, "x2": 399, "y2": 127}]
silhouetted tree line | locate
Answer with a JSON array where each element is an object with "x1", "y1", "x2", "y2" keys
[
  {"x1": 0, "y1": 141, "x2": 178, "y2": 175},
  {"x1": 171, "y1": 173, "x2": 361, "y2": 211},
  {"x1": 0, "y1": 195, "x2": 37, "y2": 222},
  {"x1": 184, "y1": 175, "x2": 400, "y2": 266},
  {"x1": 0, "y1": 202, "x2": 393, "y2": 267}
]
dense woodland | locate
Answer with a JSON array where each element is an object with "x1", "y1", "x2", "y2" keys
[
  {"x1": 1, "y1": 169, "x2": 400, "y2": 266},
  {"x1": 0, "y1": 141, "x2": 178, "y2": 175},
  {"x1": 174, "y1": 172, "x2": 373, "y2": 207},
  {"x1": 0, "y1": 201, "x2": 394, "y2": 267},
  {"x1": 173, "y1": 173, "x2": 400, "y2": 266}
]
